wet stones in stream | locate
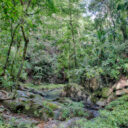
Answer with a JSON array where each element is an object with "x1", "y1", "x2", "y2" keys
[
  {"x1": 44, "y1": 117, "x2": 84, "y2": 128},
  {"x1": 0, "y1": 104, "x2": 40, "y2": 127},
  {"x1": 0, "y1": 87, "x2": 101, "y2": 128},
  {"x1": 2, "y1": 111, "x2": 40, "y2": 127},
  {"x1": 1, "y1": 90, "x2": 59, "y2": 121}
]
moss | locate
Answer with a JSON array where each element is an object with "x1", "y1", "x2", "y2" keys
[
  {"x1": 90, "y1": 87, "x2": 110, "y2": 103},
  {"x1": 42, "y1": 104, "x2": 54, "y2": 118},
  {"x1": 23, "y1": 83, "x2": 66, "y2": 90},
  {"x1": 23, "y1": 100, "x2": 57, "y2": 119},
  {"x1": 101, "y1": 87, "x2": 110, "y2": 98},
  {"x1": 41, "y1": 84, "x2": 66, "y2": 90},
  {"x1": 90, "y1": 90, "x2": 101, "y2": 103},
  {"x1": 91, "y1": 94, "x2": 99, "y2": 103},
  {"x1": 41, "y1": 101, "x2": 61, "y2": 119},
  {"x1": 3, "y1": 100, "x2": 20, "y2": 112},
  {"x1": 67, "y1": 83, "x2": 83, "y2": 89},
  {"x1": 43, "y1": 101, "x2": 59, "y2": 110},
  {"x1": 64, "y1": 83, "x2": 88, "y2": 100}
]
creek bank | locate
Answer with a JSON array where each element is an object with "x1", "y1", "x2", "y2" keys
[
  {"x1": 0, "y1": 85, "x2": 100, "y2": 128},
  {"x1": 61, "y1": 78, "x2": 128, "y2": 107},
  {"x1": 1, "y1": 108, "x2": 40, "y2": 127},
  {"x1": 1, "y1": 90, "x2": 59, "y2": 121},
  {"x1": 44, "y1": 117, "x2": 84, "y2": 128},
  {"x1": 1, "y1": 78, "x2": 127, "y2": 128}
]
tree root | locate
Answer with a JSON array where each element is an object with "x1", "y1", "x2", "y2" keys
[{"x1": 0, "y1": 90, "x2": 16, "y2": 101}]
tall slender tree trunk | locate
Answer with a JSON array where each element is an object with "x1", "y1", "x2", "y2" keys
[
  {"x1": 2, "y1": 23, "x2": 20, "y2": 76},
  {"x1": 16, "y1": 26, "x2": 29, "y2": 83},
  {"x1": 69, "y1": 0, "x2": 77, "y2": 68},
  {"x1": 120, "y1": 22, "x2": 128, "y2": 42},
  {"x1": 16, "y1": 0, "x2": 31, "y2": 84},
  {"x1": 106, "y1": 4, "x2": 116, "y2": 41},
  {"x1": 68, "y1": 39, "x2": 71, "y2": 83},
  {"x1": 11, "y1": 38, "x2": 21, "y2": 78}
]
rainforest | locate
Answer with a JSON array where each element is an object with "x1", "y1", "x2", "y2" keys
[{"x1": 0, "y1": 0, "x2": 128, "y2": 128}]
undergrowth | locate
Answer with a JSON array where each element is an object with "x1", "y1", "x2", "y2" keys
[
  {"x1": 59, "y1": 100, "x2": 88, "y2": 120},
  {"x1": 73, "y1": 95, "x2": 128, "y2": 128}
]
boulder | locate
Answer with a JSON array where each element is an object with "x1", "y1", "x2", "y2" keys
[
  {"x1": 101, "y1": 87, "x2": 112, "y2": 98},
  {"x1": 87, "y1": 96, "x2": 92, "y2": 104},
  {"x1": 96, "y1": 100, "x2": 106, "y2": 107},
  {"x1": 2, "y1": 90, "x2": 59, "y2": 121},
  {"x1": 61, "y1": 83, "x2": 89, "y2": 101},
  {"x1": 85, "y1": 76, "x2": 102, "y2": 91},
  {"x1": 113, "y1": 77, "x2": 128, "y2": 96},
  {"x1": 92, "y1": 78, "x2": 128, "y2": 105},
  {"x1": 106, "y1": 77, "x2": 128, "y2": 104},
  {"x1": 116, "y1": 79, "x2": 128, "y2": 90},
  {"x1": 106, "y1": 94, "x2": 115, "y2": 104},
  {"x1": 90, "y1": 87, "x2": 112, "y2": 105}
]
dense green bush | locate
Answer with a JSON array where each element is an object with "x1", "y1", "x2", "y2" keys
[
  {"x1": 26, "y1": 41, "x2": 59, "y2": 83},
  {"x1": 73, "y1": 95, "x2": 128, "y2": 128},
  {"x1": 70, "y1": 41, "x2": 128, "y2": 85},
  {"x1": 58, "y1": 100, "x2": 88, "y2": 120}
]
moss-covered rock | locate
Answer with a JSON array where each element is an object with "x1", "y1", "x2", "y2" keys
[
  {"x1": 43, "y1": 101, "x2": 59, "y2": 110},
  {"x1": 84, "y1": 76, "x2": 102, "y2": 91},
  {"x1": 61, "y1": 83, "x2": 88, "y2": 101},
  {"x1": 90, "y1": 96, "x2": 99, "y2": 104},
  {"x1": 101, "y1": 87, "x2": 111, "y2": 98},
  {"x1": 90, "y1": 87, "x2": 112, "y2": 105},
  {"x1": 90, "y1": 90, "x2": 101, "y2": 103},
  {"x1": 2, "y1": 90, "x2": 60, "y2": 121}
]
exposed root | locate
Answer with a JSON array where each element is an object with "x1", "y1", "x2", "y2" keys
[{"x1": 0, "y1": 90, "x2": 16, "y2": 101}]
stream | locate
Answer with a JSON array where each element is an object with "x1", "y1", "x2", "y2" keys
[{"x1": 0, "y1": 87, "x2": 101, "y2": 128}]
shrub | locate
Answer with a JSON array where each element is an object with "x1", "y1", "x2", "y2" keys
[
  {"x1": 73, "y1": 95, "x2": 128, "y2": 128},
  {"x1": 58, "y1": 100, "x2": 88, "y2": 120}
]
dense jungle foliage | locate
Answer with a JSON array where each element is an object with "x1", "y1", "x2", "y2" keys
[
  {"x1": 0, "y1": 0, "x2": 127, "y2": 88},
  {"x1": 0, "y1": 0, "x2": 128, "y2": 128}
]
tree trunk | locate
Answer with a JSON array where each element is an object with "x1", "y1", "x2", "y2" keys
[
  {"x1": 69, "y1": 0, "x2": 77, "y2": 68},
  {"x1": 2, "y1": 23, "x2": 20, "y2": 76},
  {"x1": 10, "y1": 38, "x2": 21, "y2": 79},
  {"x1": 120, "y1": 23, "x2": 128, "y2": 42},
  {"x1": 16, "y1": 26, "x2": 29, "y2": 83}
]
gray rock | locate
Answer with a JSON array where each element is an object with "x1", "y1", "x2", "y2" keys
[{"x1": 96, "y1": 101, "x2": 106, "y2": 107}]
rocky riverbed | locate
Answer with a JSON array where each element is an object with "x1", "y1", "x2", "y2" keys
[
  {"x1": 2, "y1": 79, "x2": 127, "y2": 128},
  {"x1": 0, "y1": 84, "x2": 103, "y2": 128}
]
